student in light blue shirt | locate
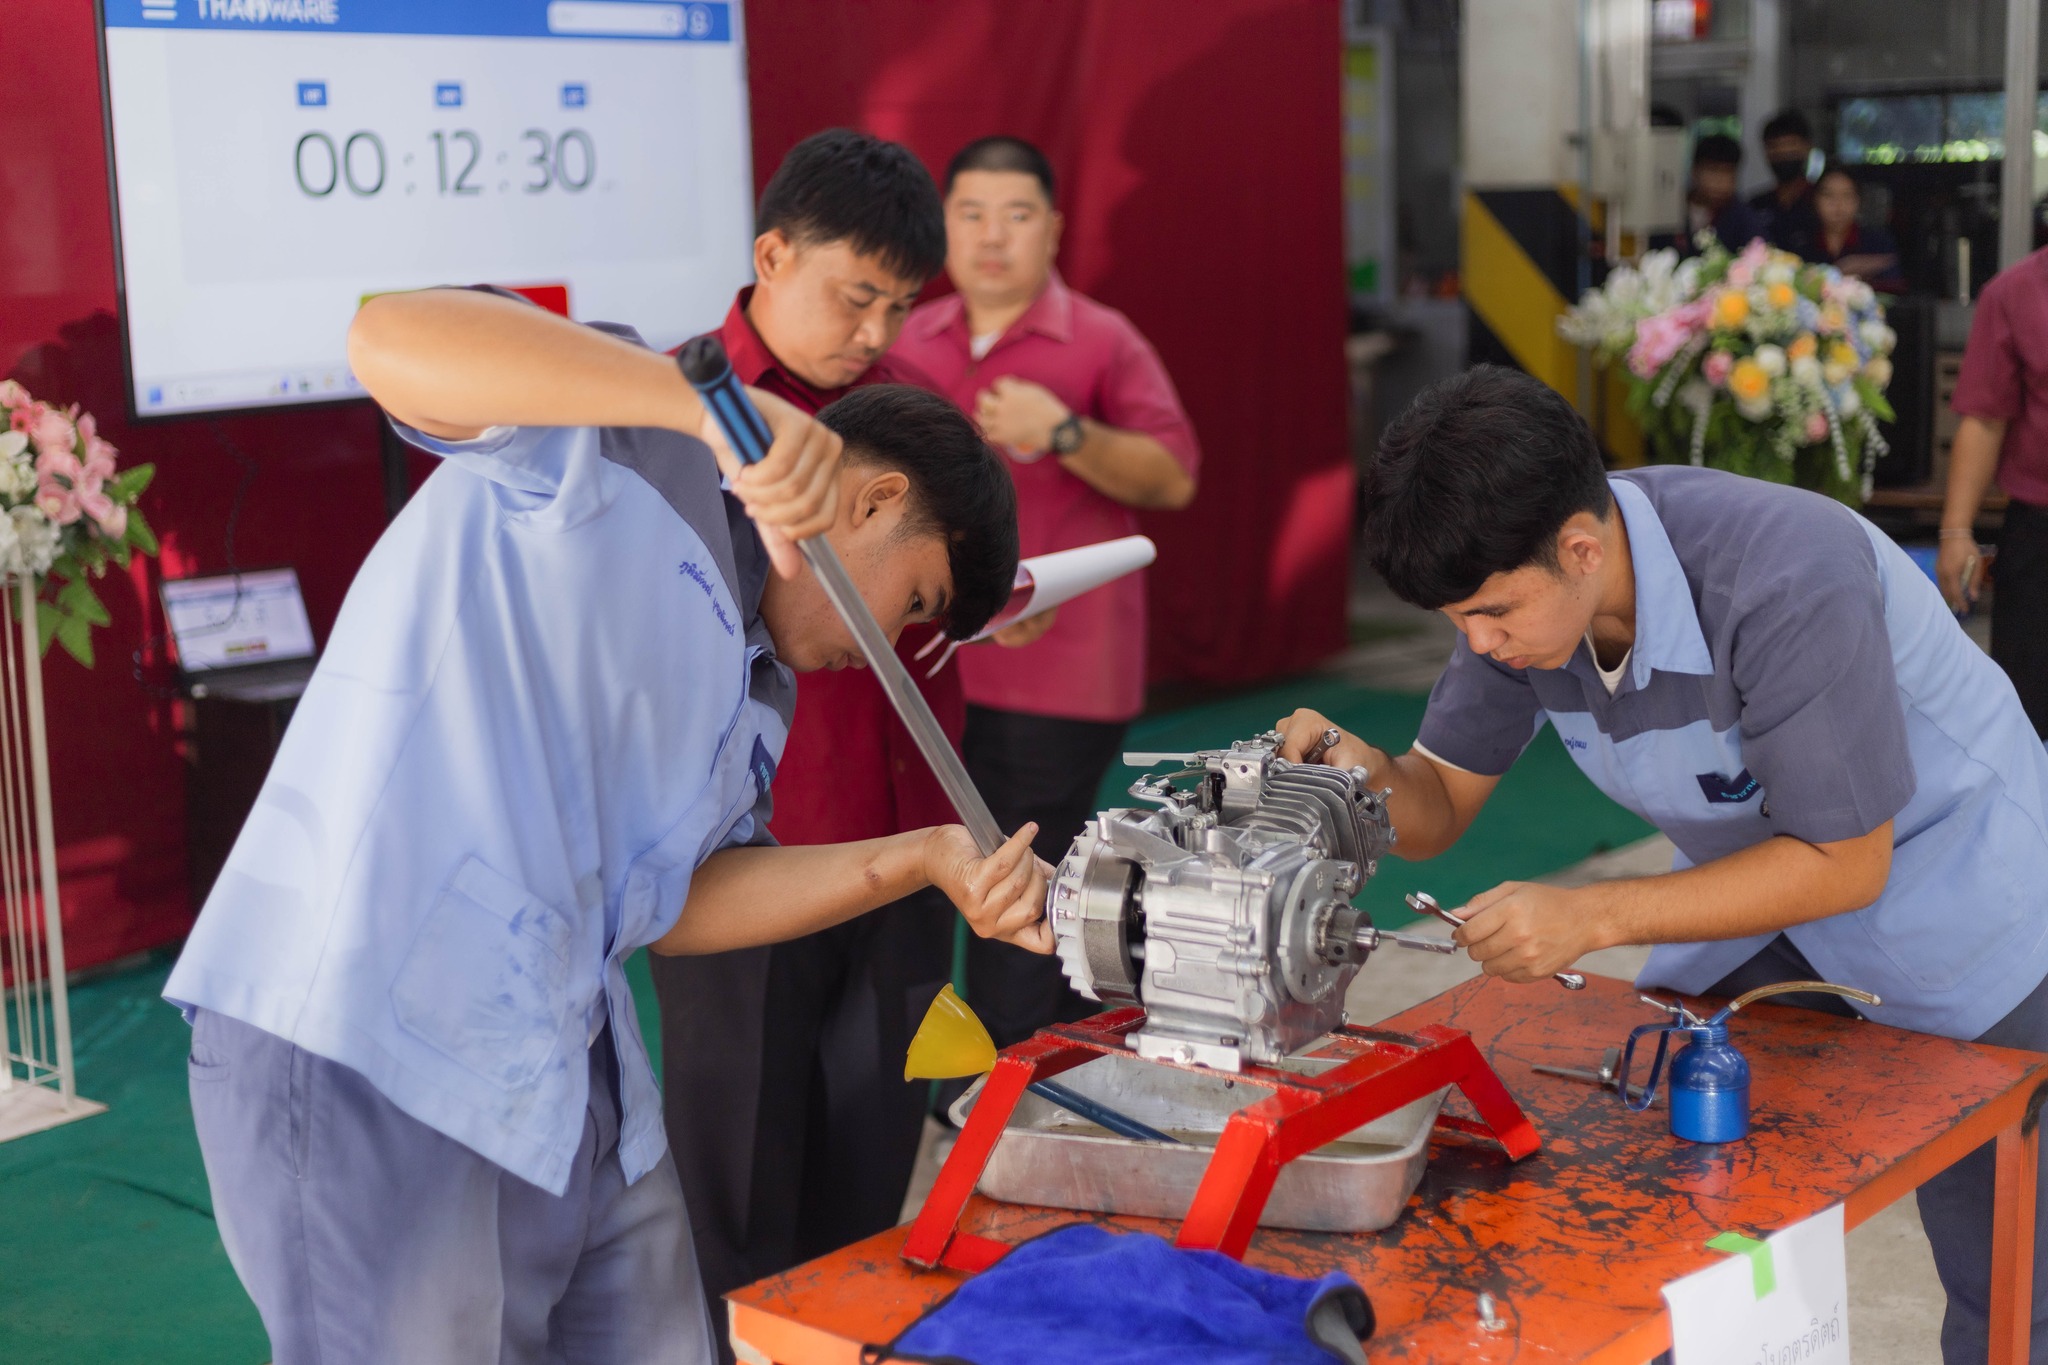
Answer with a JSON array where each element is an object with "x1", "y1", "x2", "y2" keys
[
  {"x1": 165, "y1": 287, "x2": 1048, "y2": 1365},
  {"x1": 1280, "y1": 366, "x2": 2048, "y2": 1363}
]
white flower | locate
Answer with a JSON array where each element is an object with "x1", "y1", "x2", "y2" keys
[
  {"x1": 1837, "y1": 387, "x2": 1862, "y2": 420},
  {"x1": 1791, "y1": 354, "x2": 1824, "y2": 388},
  {"x1": 1859, "y1": 320, "x2": 1896, "y2": 355},
  {"x1": 1754, "y1": 344, "x2": 1787, "y2": 377},
  {"x1": 0, "y1": 432, "x2": 25, "y2": 463},
  {"x1": 1677, "y1": 379, "x2": 1713, "y2": 413},
  {"x1": 0, "y1": 512, "x2": 21, "y2": 578},
  {"x1": 0, "y1": 458, "x2": 34, "y2": 501},
  {"x1": 10, "y1": 507, "x2": 58, "y2": 577},
  {"x1": 1761, "y1": 261, "x2": 1795, "y2": 288},
  {"x1": 1737, "y1": 394, "x2": 1774, "y2": 422}
]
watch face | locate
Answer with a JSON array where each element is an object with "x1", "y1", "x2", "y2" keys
[{"x1": 1053, "y1": 415, "x2": 1083, "y2": 454}]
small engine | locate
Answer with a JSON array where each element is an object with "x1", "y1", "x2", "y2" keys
[{"x1": 1049, "y1": 732, "x2": 1397, "y2": 1072}]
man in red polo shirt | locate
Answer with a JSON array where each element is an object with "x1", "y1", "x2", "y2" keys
[
  {"x1": 650, "y1": 129, "x2": 975, "y2": 1360},
  {"x1": 1940, "y1": 245, "x2": 2048, "y2": 737},
  {"x1": 893, "y1": 136, "x2": 1200, "y2": 1053}
]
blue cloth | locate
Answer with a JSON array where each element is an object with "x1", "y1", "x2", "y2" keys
[
  {"x1": 878, "y1": 1225, "x2": 1372, "y2": 1364},
  {"x1": 164, "y1": 317, "x2": 796, "y2": 1196},
  {"x1": 1415, "y1": 467, "x2": 2048, "y2": 1039},
  {"x1": 187, "y1": 1008, "x2": 716, "y2": 1364}
]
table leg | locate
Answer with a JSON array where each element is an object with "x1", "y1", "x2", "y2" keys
[{"x1": 1989, "y1": 1116, "x2": 2039, "y2": 1365}]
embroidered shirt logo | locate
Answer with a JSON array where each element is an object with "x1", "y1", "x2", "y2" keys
[
  {"x1": 1561, "y1": 735, "x2": 1589, "y2": 752},
  {"x1": 1696, "y1": 768, "x2": 1762, "y2": 804},
  {"x1": 678, "y1": 560, "x2": 736, "y2": 637},
  {"x1": 750, "y1": 735, "x2": 776, "y2": 792}
]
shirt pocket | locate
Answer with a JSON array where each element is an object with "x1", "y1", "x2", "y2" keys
[{"x1": 392, "y1": 856, "x2": 575, "y2": 1089}]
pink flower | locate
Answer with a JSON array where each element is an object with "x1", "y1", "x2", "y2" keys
[
  {"x1": 30, "y1": 405, "x2": 73, "y2": 457},
  {"x1": 76, "y1": 412, "x2": 95, "y2": 444},
  {"x1": 11, "y1": 401, "x2": 46, "y2": 436},
  {"x1": 35, "y1": 448, "x2": 81, "y2": 485},
  {"x1": 78, "y1": 488, "x2": 117, "y2": 531},
  {"x1": 35, "y1": 448, "x2": 80, "y2": 484},
  {"x1": 0, "y1": 381, "x2": 26, "y2": 409},
  {"x1": 1727, "y1": 260, "x2": 1754, "y2": 289},
  {"x1": 95, "y1": 502, "x2": 127, "y2": 540},
  {"x1": 1703, "y1": 351, "x2": 1735, "y2": 387},
  {"x1": 1628, "y1": 303, "x2": 1707, "y2": 378},
  {"x1": 83, "y1": 437, "x2": 117, "y2": 483},
  {"x1": 1803, "y1": 411, "x2": 1830, "y2": 443},
  {"x1": 36, "y1": 486, "x2": 81, "y2": 525}
]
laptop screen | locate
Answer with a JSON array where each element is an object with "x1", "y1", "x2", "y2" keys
[{"x1": 161, "y1": 568, "x2": 316, "y2": 674}]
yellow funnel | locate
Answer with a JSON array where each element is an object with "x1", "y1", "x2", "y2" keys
[{"x1": 905, "y1": 984, "x2": 997, "y2": 1081}]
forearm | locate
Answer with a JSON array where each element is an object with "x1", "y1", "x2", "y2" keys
[
  {"x1": 1941, "y1": 416, "x2": 2006, "y2": 532},
  {"x1": 1367, "y1": 747, "x2": 1478, "y2": 860},
  {"x1": 1574, "y1": 829, "x2": 1891, "y2": 952},
  {"x1": 1059, "y1": 425, "x2": 1196, "y2": 509},
  {"x1": 650, "y1": 830, "x2": 934, "y2": 956},
  {"x1": 348, "y1": 287, "x2": 704, "y2": 440}
]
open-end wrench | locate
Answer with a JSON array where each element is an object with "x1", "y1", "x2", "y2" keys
[{"x1": 1404, "y1": 892, "x2": 1587, "y2": 990}]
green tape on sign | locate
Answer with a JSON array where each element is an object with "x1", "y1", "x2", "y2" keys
[{"x1": 1706, "y1": 1231, "x2": 1776, "y2": 1299}]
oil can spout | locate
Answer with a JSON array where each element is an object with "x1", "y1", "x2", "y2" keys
[{"x1": 1716, "y1": 980, "x2": 1883, "y2": 1023}]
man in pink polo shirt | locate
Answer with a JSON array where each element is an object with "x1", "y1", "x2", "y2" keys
[
  {"x1": 1940, "y1": 245, "x2": 2048, "y2": 736},
  {"x1": 894, "y1": 135, "x2": 1199, "y2": 1050}
]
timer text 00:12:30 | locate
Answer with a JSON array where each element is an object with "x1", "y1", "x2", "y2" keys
[{"x1": 292, "y1": 129, "x2": 597, "y2": 198}]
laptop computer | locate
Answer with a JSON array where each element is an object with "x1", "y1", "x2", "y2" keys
[{"x1": 160, "y1": 567, "x2": 318, "y2": 703}]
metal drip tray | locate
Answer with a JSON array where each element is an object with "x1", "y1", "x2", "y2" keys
[{"x1": 949, "y1": 1051, "x2": 1448, "y2": 1233}]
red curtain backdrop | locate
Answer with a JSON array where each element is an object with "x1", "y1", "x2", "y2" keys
[
  {"x1": 2, "y1": 0, "x2": 1348, "y2": 969},
  {"x1": 746, "y1": 0, "x2": 1353, "y2": 691}
]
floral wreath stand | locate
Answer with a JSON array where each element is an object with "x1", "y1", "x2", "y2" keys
[{"x1": 0, "y1": 572, "x2": 104, "y2": 1141}]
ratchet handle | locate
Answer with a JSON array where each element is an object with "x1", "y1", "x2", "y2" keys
[{"x1": 677, "y1": 336, "x2": 773, "y2": 465}]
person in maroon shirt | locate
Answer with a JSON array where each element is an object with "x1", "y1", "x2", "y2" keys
[
  {"x1": 1940, "y1": 245, "x2": 2048, "y2": 736},
  {"x1": 649, "y1": 130, "x2": 1024, "y2": 1363},
  {"x1": 893, "y1": 137, "x2": 1199, "y2": 1056}
]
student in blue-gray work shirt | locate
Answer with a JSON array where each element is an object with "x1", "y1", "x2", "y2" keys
[
  {"x1": 164, "y1": 287, "x2": 1051, "y2": 1364},
  {"x1": 1282, "y1": 365, "x2": 2048, "y2": 1365}
]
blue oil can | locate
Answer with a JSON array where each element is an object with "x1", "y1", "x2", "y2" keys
[{"x1": 1616, "y1": 981, "x2": 1880, "y2": 1144}]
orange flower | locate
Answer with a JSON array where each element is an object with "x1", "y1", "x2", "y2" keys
[
  {"x1": 1713, "y1": 290, "x2": 1750, "y2": 329},
  {"x1": 1787, "y1": 333, "x2": 1818, "y2": 361},
  {"x1": 1766, "y1": 282, "x2": 1796, "y2": 310},
  {"x1": 1728, "y1": 358, "x2": 1770, "y2": 402}
]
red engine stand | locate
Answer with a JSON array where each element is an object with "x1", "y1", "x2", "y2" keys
[{"x1": 902, "y1": 1007, "x2": 1541, "y2": 1272}]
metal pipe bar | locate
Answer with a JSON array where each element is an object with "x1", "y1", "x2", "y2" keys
[
  {"x1": 2002, "y1": 0, "x2": 2040, "y2": 270},
  {"x1": 678, "y1": 338, "x2": 1006, "y2": 856}
]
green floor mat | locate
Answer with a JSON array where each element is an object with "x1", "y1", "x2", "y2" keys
[
  {"x1": 0, "y1": 956, "x2": 268, "y2": 1365},
  {"x1": 0, "y1": 682, "x2": 1649, "y2": 1363},
  {"x1": 1099, "y1": 677, "x2": 1656, "y2": 927}
]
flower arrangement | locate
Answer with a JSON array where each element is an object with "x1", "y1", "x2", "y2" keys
[
  {"x1": 1558, "y1": 236, "x2": 1897, "y2": 505},
  {"x1": 0, "y1": 381, "x2": 158, "y2": 667}
]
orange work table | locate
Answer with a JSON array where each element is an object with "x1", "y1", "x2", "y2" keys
[{"x1": 728, "y1": 973, "x2": 2048, "y2": 1364}]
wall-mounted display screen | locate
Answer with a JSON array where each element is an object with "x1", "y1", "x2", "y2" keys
[{"x1": 98, "y1": 0, "x2": 754, "y2": 418}]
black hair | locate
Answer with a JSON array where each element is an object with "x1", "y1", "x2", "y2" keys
[
  {"x1": 1761, "y1": 109, "x2": 1813, "y2": 145},
  {"x1": 815, "y1": 385, "x2": 1018, "y2": 639},
  {"x1": 1692, "y1": 133, "x2": 1743, "y2": 167},
  {"x1": 944, "y1": 135, "x2": 1057, "y2": 205},
  {"x1": 756, "y1": 129, "x2": 946, "y2": 284},
  {"x1": 1814, "y1": 159, "x2": 1858, "y2": 192},
  {"x1": 1365, "y1": 365, "x2": 1612, "y2": 610}
]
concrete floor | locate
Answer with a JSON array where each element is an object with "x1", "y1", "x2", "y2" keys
[{"x1": 902, "y1": 562, "x2": 1972, "y2": 1360}]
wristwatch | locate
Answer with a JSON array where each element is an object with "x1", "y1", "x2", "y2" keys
[{"x1": 1049, "y1": 412, "x2": 1085, "y2": 456}]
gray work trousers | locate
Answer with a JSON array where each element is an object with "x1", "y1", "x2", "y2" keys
[{"x1": 187, "y1": 1008, "x2": 715, "y2": 1365}]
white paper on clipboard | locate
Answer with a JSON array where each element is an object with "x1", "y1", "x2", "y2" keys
[
  {"x1": 915, "y1": 535, "x2": 1157, "y2": 675},
  {"x1": 1661, "y1": 1203, "x2": 1850, "y2": 1365}
]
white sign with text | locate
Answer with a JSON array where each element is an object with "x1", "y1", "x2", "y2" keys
[{"x1": 1662, "y1": 1203, "x2": 1850, "y2": 1365}]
